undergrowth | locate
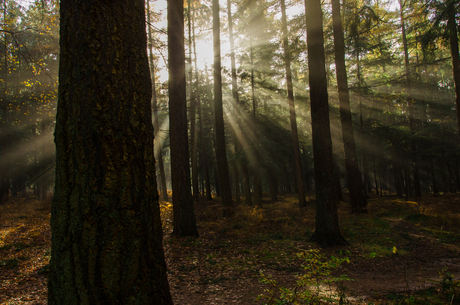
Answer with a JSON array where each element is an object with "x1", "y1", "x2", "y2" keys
[{"x1": 257, "y1": 249, "x2": 352, "y2": 304}]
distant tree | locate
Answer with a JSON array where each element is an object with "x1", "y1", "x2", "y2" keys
[
  {"x1": 280, "y1": 0, "x2": 307, "y2": 208},
  {"x1": 49, "y1": 0, "x2": 173, "y2": 303},
  {"x1": 169, "y1": 0, "x2": 199, "y2": 236},
  {"x1": 227, "y1": 0, "x2": 242, "y2": 206},
  {"x1": 187, "y1": 0, "x2": 199, "y2": 203},
  {"x1": 331, "y1": 0, "x2": 367, "y2": 213},
  {"x1": 213, "y1": 0, "x2": 234, "y2": 216},
  {"x1": 447, "y1": 1, "x2": 460, "y2": 140},
  {"x1": 305, "y1": 0, "x2": 348, "y2": 246}
]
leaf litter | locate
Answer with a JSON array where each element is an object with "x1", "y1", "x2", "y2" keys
[{"x1": 2, "y1": 193, "x2": 460, "y2": 304}]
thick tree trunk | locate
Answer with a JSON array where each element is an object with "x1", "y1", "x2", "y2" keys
[
  {"x1": 213, "y1": 0, "x2": 234, "y2": 216},
  {"x1": 331, "y1": 0, "x2": 367, "y2": 213},
  {"x1": 169, "y1": 0, "x2": 199, "y2": 236},
  {"x1": 49, "y1": 1, "x2": 173, "y2": 303},
  {"x1": 281, "y1": 0, "x2": 307, "y2": 208},
  {"x1": 305, "y1": 0, "x2": 347, "y2": 246}
]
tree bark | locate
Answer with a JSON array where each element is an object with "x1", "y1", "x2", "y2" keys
[
  {"x1": 331, "y1": 0, "x2": 367, "y2": 213},
  {"x1": 49, "y1": 1, "x2": 173, "y2": 303},
  {"x1": 305, "y1": 0, "x2": 347, "y2": 246},
  {"x1": 280, "y1": 0, "x2": 307, "y2": 208},
  {"x1": 169, "y1": 0, "x2": 199, "y2": 236}
]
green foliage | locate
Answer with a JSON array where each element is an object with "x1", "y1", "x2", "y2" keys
[
  {"x1": 438, "y1": 267, "x2": 459, "y2": 303},
  {"x1": 257, "y1": 249, "x2": 352, "y2": 304}
]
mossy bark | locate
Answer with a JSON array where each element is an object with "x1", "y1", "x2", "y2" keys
[{"x1": 49, "y1": 1, "x2": 173, "y2": 304}]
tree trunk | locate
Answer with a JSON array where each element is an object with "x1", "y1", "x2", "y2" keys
[
  {"x1": 249, "y1": 3, "x2": 262, "y2": 208},
  {"x1": 447, "y1": 4, "x2": 460, "y2": 139},
  {"x1": 399, "y1": 0, "x2": 421, "y2": 198},
  {"x1": 227, "y1": 0, "x2": 241, "y2": 206},
  {"x1": 147, "y1": 0, "x2": 168, "y2": 202},
  {"x1": 305, "y1": 0, "x2": 347, "y2": 246},
  {"x1": 194, "y1": 31, "x2": 212, "y2": 202},
  {"x1": 393, "y1": 163, "x2": 403, "y2": 198},
  {"x1": 269, "y1": 171, "x2": 278, "y2": 202},
  {"x1": 49, "y1": 1, "x2": 173, "y2": 303},
  {"x1": 213, "y1": 0, "x2": 234, "y2": 216},
  {"x1": 200, "y1": 99, "x2": 212, "y2": 201},
  {"x1": 242, "y1": 159, "x2": 253, "y2": 206},
  {"x1": 331, "y1": 0, "x2": 367, "y2": 213},
  {"x1": 169, "y1": 0, "x2": 199, "y2": 236},
  {"x1": 281, "y1": 0, "x2": 307, "y2": 208},
  {"x1": 0, "y1": 7, "x2": 9, "y2": 206},
  {"x1": 188, "y1": 0, "x2": 199, "y2": 202}
]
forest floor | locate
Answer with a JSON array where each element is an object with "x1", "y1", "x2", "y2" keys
[{"x1": 1, "y1": 192, "x2": 460, "y2": 304}]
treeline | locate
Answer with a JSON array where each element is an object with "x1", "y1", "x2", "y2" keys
[
  {"x1": 151, "y1": 0, "x2": 460, "y2": 206},
  {"x1": 0, "y1": 0, "x2": 459, "y2": 207}
]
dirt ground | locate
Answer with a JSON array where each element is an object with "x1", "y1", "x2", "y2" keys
[{"x1": 1, "y1": 193, "x2": 460, "y2": 304}]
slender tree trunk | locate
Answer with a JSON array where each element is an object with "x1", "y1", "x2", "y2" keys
[
  {"x1": 169, "y1": 0, "x2": 199, "y2": 236},
  {"x1": 199, "y1": 100, "x2": 212, "y2": 200},
  {"x1": 0, "y1": 7, "x2": 9, "y2": 205},
  {"x1": 373, "y1": 158, "x2": 379, "y2": 196},
  {"x1": 356, "y1": 50, "x2": 370, "y2": 198},
  {"x1": 281, "y1": 0, "x2": 307, "y2": 208},
  {"x1": 269, "y1": 171, "x2": 278, "y2": 202},
  {"x1": 227, "y1": 0, "x2": 241, "y2": 206},
  {"x1": 233, "y1": 144, "x2": 241, "y2": 205},
  {"x1": 188, "y1": 0, "x2": 199, "y2": 202},
  {"x1": 249, "y1": 34, "x2": 262, "y2": 209},
  {"x1": 49, "y1": 1, "x2": 173, "y2": 302},
  {"x1": 192, "y1": 16, "x2": 211, "y2": 202},
  {"x1": 399, "y1": 0, "x2": 421, "y2": 198},
  {"x1": 447, "y1": 4, "x2": 460, "y2": 139},
  {"x1": 305, "y1": 0, "x2": 347, "y2": 246},
  {"x1": 331, "y1": 0, "x2": 367, "y2": 213},
  {"x1": 147, "y1": 0, "x2": 168, "y2": 202},
  {"x1": 392, "y1": 163, "x2": 402, "y2": 197},
  {"x1": 242, "y1": 159, "x2": 252, "y2": 205},
  {"x1": 213, "y1": 0, "x2": 234, "y2": 216}
]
